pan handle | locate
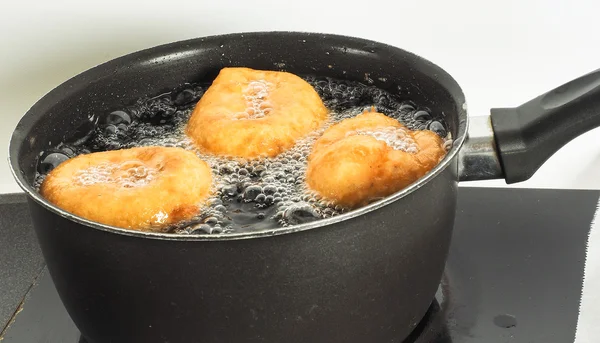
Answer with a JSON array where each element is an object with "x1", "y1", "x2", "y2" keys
[{"x1": 459, "y1": 68, "x2": 600, "y2": 183}]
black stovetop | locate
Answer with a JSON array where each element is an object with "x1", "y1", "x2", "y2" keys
[{"x1": 0, "y1": 187, "x2": 598, "y2": 343}]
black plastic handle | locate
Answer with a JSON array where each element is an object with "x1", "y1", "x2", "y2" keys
[{"x1": 490, "y1": 68, "x2": 600, "y2": 184}]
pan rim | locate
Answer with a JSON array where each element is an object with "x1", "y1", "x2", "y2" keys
[{"x1": 8, "y1": 30, "x2": 468, "y2": 241}]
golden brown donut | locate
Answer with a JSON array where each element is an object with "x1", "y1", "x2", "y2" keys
[
  {"x1": 40, "y1": 146, "x2": 213, "y2": 231},
  {"x1": 306, "y1": 110, "x2": 447, "y2": 209},
  {"x1": 186, "y1": 67, "x2": 329, "y2": 159}
]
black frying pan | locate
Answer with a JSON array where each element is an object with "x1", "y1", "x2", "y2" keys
[{"x1": 8, "y1": 31, "x2": 600, "y2": 343}]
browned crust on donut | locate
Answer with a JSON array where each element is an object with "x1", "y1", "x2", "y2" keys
[
  {"x1": 40, "y1": 146, "x2": 212, "y2": 231},
  {"x1": 306, "y1": 110, "x2": 447, "y2": 209},
  {"x1": 186, "y1": 67, "x2": 329, "y2": 158}
]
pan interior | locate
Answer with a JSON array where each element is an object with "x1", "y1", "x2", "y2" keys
[{"x1": 9, "y1": 31, "x2": 468, "y2": 240}]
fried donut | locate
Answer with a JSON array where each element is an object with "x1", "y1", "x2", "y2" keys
[
  {"x1": 306, "y1": 110, "x2": 447, "y2": 209},
  {"x1": 186, "y1": 67, "x2": 329, "y2": 158},
  {"x1": 40, "y1": 146, "x2": 213, "y2": 231}
]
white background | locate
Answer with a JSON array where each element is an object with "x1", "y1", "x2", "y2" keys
[{"x1": 1, "y1": 0, "x2": 600, "y2": 194}]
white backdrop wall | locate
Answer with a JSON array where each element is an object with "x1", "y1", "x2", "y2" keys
[{"x1": 1, "y1": 0, "x2": 599, "y2": 193}]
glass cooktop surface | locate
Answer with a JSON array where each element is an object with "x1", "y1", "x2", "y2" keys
[{"x1": 0, "y1": 187, "x2": 597, "y2": 343}]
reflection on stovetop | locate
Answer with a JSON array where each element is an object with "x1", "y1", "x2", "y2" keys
[
  {"x1": 1, "y1": 188, "x2": 598, "y2": 343},
  {"x1": 404, "y1": 281, "x2": 451, "y2": 343}
]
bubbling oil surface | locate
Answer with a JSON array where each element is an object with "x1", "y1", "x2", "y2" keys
[{"x1": 34, "y1": 76, "x2": 451, "y2": 234}]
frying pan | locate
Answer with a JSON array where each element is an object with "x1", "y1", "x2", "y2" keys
[{"x1": 8, "y1": 31, "x2": 600, "y2": 343}]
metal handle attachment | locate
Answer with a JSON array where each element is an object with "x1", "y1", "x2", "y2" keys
[{"x1": 458, "y1": 116, "x2": 503, "y2": 182}]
